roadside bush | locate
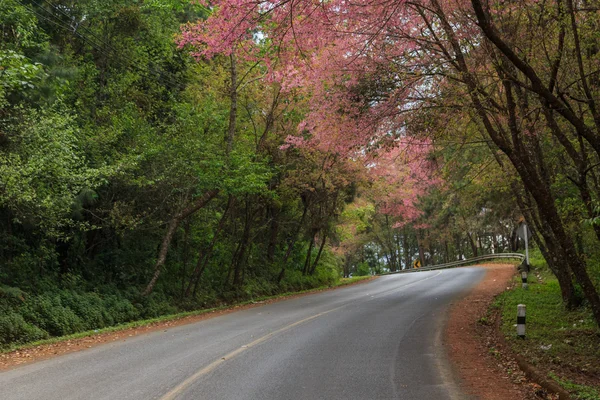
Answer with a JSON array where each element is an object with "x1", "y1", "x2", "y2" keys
[
  {"x1": 0, "y1": 312, "x2": 49, "y2": 346},
  {"x1": 0, "y1": 248, "x2": 344, "y2": 348},
  {"x1": 193, "y1": 288, "x2": 219, "y2": 308},
  {"x1": 243, "y1": 278, "x2": 278, "y2": 298},
  {"x1": 354, "y1": 262, "x2": 371, "y2": 276},
  {"x1": 280, "y1": 270, "x2": 307, "y2": 292},
  {"x1": 102, "y1": 294, "x2": 140, "y2": 325},
  {"x1": 528, "y1": 248, "x2": 548, "y2": 270},
  {"x1": 58, "y1": 291, "x2": 107, "y2": 330},
  {"x1": 312, "y1": 259, "x2": 339, "y2": 286},
  {"x1": 0, "y1": 289, "x2": 145, "y2": 346},
  {"x1": 137, "y1": 293, "x2": 177, "y2": 319},
  {"x1": 495, "y1": 253, "x2": 600, "y2": 399},
  {"x1": 20, "y1": 294, "x2": 84, "y2": 336},
  {"x1": 0, "y1": 285, "x2": 26, "y2": 307}
]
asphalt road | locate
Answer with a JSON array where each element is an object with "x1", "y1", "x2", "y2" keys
[{"x1": 0, "y1": 267, "x2": 486, "y2": 400}]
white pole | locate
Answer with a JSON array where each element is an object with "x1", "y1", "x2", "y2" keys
[
  {"x1": 524, "y1": 223, "x2": 529, "y2": 271},
  {"x1": 517, "y1": 304, "x2": 526, "y2": 338}
]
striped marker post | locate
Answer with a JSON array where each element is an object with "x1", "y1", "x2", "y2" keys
[
  {"x1": 521, "y1": 271, "x2": 528, "y2": 289},
  {"x1": 517, "y1": 304, "x2": 526, "y2": 338}
]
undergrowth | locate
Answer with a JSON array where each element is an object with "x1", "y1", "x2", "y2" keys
[
  {"x1": 0, "y1": 275, "x2": 371, "y2": 352},
  {"x1": 492, "y1": 249, "x2": 600, "y2": 400}
]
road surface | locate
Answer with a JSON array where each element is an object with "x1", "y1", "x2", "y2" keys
[{"x1": 0, "y1": 267, "x2": 486, "y2": 400}]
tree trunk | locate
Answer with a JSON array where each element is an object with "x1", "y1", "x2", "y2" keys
[
  {"x1": 466, "y1": 232, "x2": 478, "y2": 257},
  {"x1": 385, "y1": 215, "x2": 398, "y2": 271},
  {"x1": 417, "y1": 231, "x2": 426, "y2": 267},
  {"x1": 232, "y1": 202, "x2": 252, "y2": 287},
  {"x1": 444, "y1": 240, "x2": 449, "y2": 263},
  {"x1": 309, "y1": 232, "x2": 327, "y2": 275},
  {"x1": 185, "y1": 196, "x2": 233, "y2": 298},
  {"x1": 403, "y1": 231, "x2": 411, "y2": 269},
  {"x1": 142, "y1": 189, "x2": 219, "y2": 296},
  {"x1": 394, "y1": 233, "x2": 404, "y2": 269},
  {"x1": 342, "y1": 258, "x2": 348, "y2": 278},
  {"x1": 302, "y1": 230, "x2": 317, "y2": 275},
  {"x1": 429, "y1": 0, "x2": 600, "y2": 323},
  {"x1": 277, "y1": 198, "x2": 309, "y2": 282},
  {"x1": 267, "y1": 204, "x2": 279, "y2": 264},
  {"x1": 515, "y1": 188, "x2": 579, "y2": 308},
  {"x1": 180, "y1": 218, "x2": 191, "y2": 298},
  {"x1": 454, "y1": 233, "x2": 463, "y2": 260}
]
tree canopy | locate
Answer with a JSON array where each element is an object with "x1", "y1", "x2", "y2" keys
[{"x1": 2, "y1": 0, "x2": 600, "y2": 347}]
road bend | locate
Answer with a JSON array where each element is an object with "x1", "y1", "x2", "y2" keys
[{"x1": 0, "y1": 267, "x2": 486, "y2": 400}]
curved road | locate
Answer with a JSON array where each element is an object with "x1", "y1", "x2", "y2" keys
[{"x1": 0, "y1": 267, "x2": 486, "y2": 400}]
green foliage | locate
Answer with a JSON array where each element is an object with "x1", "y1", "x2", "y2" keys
[
  {"x1": 0, "y1": 312, "x2": 49, "y2": 346},
  {"x1": 0, "y1": 285, "x2": 26, "y2": 305},
  {"x1": 242, "y1": 278, "x2": 278, "y2": 298},
  {"x1": 495, "y1": 249, "x2": 600, "y2": 397},
  {"x1": 549, "y1": 374, "x2": 600, "y2": 400},
  {"x1": 221, "y1": 152, "x2": 273, "y2": 196},
  {"x1": 0, "y1": 287, "x2": 146, "y2": 345},
  {"x1": 0, "y1": 1, "x2": 47, "y2": 52},
  {"x1": 280, "y1": 263, "x2": 339, "y2": 292},
  {"x1": 0, "y1": 50, "x2": 45, "y2": 91},
  {"x1": 136, "y1": 293, "x2": 178, "y2": 319},
  {"x1": 0, "y1": 108, "x2": 106, "y2": 238},
  {"x1": 582, "y1": 202, "x2": 600, "y2": 229},
  {"x1": 20, "y1": 294, "x2": 85, "y2": 336},
  {"x1": 0, "y1": 0, "x2": 353, "y2": 349},
  {"x1": 355, "y1": 262, "x2": 371, "y2": 276}
]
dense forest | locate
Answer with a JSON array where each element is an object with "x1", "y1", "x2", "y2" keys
[{"x1": 1, "y1": 0, "x2": 600, "y2": 347}]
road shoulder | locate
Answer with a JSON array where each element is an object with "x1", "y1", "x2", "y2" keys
[{"x1": 444, "y1": 264, "x2": 541, "y2": 400}]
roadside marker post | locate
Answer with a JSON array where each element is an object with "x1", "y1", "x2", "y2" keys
[
  {"x1": 517, "y1": 304, "x2": 526, "y2": 338},
  {"x1": 516, "y1": 221, "x2": 531, "y2": 272},
  {"x1": 524, "y1": 225, "x2": 529, "y2": 271},
  {"x1": 521, "y1": 271, "x2": 528, "y2": 290}
]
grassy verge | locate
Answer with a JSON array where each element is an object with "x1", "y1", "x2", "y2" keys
[
  {"x1": 1, "y1": 275, "x2": 372, "y2": 354},
  {"x1": 491, "y1": 250, "x2": 600, "y2": 400}
]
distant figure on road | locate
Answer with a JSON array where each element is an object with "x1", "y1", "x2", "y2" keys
[{"x1": 413, "y1": 259, "x2": 421, "y2": 269}]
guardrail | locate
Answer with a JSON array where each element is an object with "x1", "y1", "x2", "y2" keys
[{"x1": 383, "y1": 253, "x2": 525, "y2": 274}]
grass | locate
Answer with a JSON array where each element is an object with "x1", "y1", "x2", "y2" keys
[
  {"x1": 1, "y1": 275, "x2": 373, "y2": 354},
  {"x1": 492, "y1": 250, "x2": 600, "y2": 400},
  {"x1": 550, "y1": 373, "x2": 600, "y2": 400}
]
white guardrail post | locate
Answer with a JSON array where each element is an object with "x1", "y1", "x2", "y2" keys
[{"x1": 517, "y1": 304, "x2": 526, "y2": 338}]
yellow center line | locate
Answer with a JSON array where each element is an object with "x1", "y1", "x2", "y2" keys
[
  {"x1": 160, "y1": 306, "x2": 344, "y2": 400},
  {"x1": 160, "y1": 270, "x2": 444, "y2": 400}
]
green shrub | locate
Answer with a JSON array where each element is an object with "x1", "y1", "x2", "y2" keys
[
  {"x1": 190, "y1": 287, "x2": 219, "y2": 308},
  {"x1": 102, "y1": 294, "x2": 140, "y2": 324},
  {"x1": 58, "y1": 291, "x2": 106, "y2": 330},
  {"x1": 243, "y1": 278, "x2": 277, "y2": 298},
  {"x1": 280, "y1": 270, "x2": 306, "y2": 292},
  {"x1": 136, "y1": 293, "x2": 177, "y2": 319},
  {"x1": 355, "y1": 262, "x2": 371, "y2": 276},
  {"x1": 20, "y1": 294, "x2": 84, "y2": 336},
  {"x1": 0, "y1": 312, "x2": 48, "y2": 346},
  {"x1": 0, "y1": 285, "x2": 26, "y2": 307}
]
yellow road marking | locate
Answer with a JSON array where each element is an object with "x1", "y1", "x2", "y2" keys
[
  {"x1": 160, "y1": 270, "x2": 444, "y2": 400},
  {"x1": 160, "y1": 306, "x2": 343, "y2": 400}
]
